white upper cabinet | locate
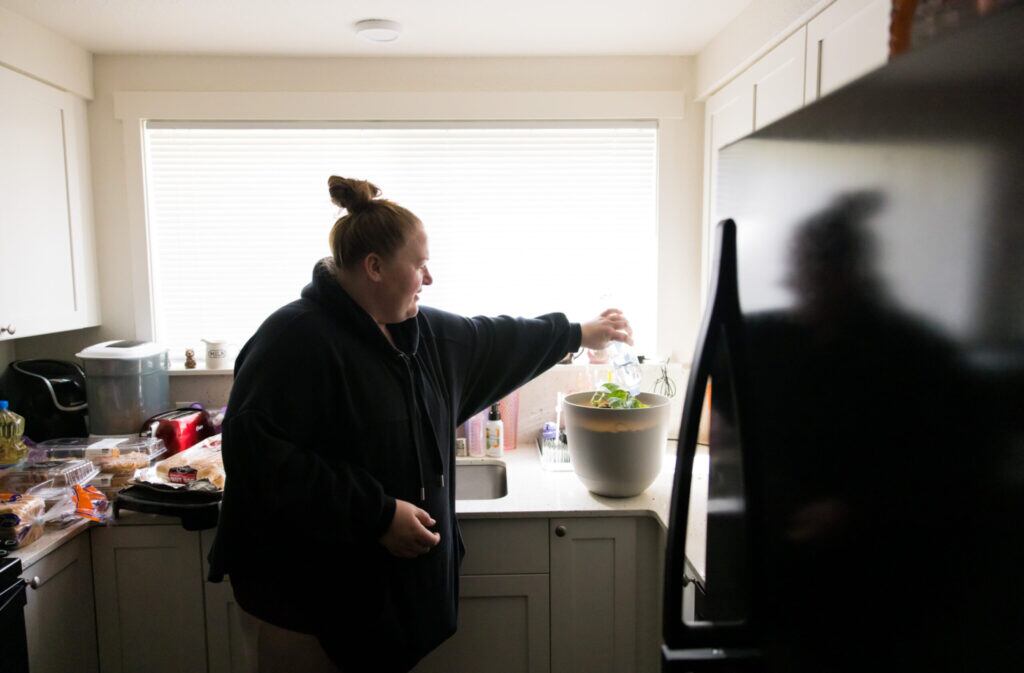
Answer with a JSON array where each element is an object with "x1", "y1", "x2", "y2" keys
[
  {"x1": 0, "y1": 65, "x2": 99, "y2": 341},
  {"x1": 751, "y1": 27, "x2": 808, "y2": 130},
  {"x1": 805, "y1": 0, "x2": 892, "y2": 101},
  {"x1": 701, "y1": 0, "x2": 891, "y2": 293},
  {"x1": 702, "y1": 28, "x2": 807, "y2": 284}
]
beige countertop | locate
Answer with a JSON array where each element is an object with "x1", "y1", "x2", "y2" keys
[
  {"x1": 9, "y1": 518, "x2": 91, "y2": 570},
  {"x1": 456, "y1": 441, "x2": 708, "y2": 580},
  {"x1": 11, "y1": 442, "x2": 710, "y2": 579}
]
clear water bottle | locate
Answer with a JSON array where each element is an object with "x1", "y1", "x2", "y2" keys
[{"x1": 608, "y1": 341, "x2": 643, "y2": 395}]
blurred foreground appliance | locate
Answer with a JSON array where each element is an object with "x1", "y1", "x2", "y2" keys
[
  {"x1": 76, "y1": 341, "x2": 170, "y2": 436},
  {"x1": 0, "y1": 361, "x2": 88, "y2": 441},
  {"x1": 663, "y1": 9, "x2": 1024, "y2": 673},
  {"x1": 0, "y1": 557, "x2": 29, "y2": 673}
]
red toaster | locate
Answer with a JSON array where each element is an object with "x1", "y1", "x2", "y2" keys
[{"x1": 142, "y1": 408, "x2": 215, "y2": 457}]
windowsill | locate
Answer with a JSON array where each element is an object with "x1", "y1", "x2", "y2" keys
[
  {"x1": 168, "y1": 364, "x2": 235, "y2": 377},
  {"x1": 167, "y1": 358, "x2": 683, "y2": 377}
]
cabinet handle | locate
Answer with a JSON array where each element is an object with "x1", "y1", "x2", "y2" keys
[
  {"x1": 555, "y1": 525, "x2": 567, "y2": 538},
  {"x1": 26, "y1": 576, "x2": 41, "y2": 589},
  {"x1": 0, "y1": 324, "x2": 14, "y2": 336}
]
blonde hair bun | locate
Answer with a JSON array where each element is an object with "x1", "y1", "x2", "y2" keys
[{"x1": 328, "y1": 176, "x2": 381, "y2": 212}]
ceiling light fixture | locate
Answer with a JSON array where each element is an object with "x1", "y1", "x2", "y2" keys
[{"x1": 354, "y1": 19, "x2": 402, "y2": 43}]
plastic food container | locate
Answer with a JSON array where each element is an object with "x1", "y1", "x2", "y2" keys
[
  {"x1": 0, "y1": 459, "x2": 99, "y2": 493},
  {"x1": 88, "y1": 472, "x2": 135, "y2": 500},
  {"x1": 76, "y1": 341, "x2": 170, "y2": 436},
  {"x1": 26, "y1": 479, "x2": 72, "y2": 509},
  {"x1": 38, "y1": 436, "x2": 166, "y2": 474}
]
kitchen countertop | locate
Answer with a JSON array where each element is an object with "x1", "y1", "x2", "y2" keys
[
  {"x1": 11, "y1": 442, "x2": 709, "y2": 580},
  {"x1": 10, "y1": 518, "x2": 91, "y2": 569},
  {"x1": 456, "y1": 441, "x2": 708, "y2": 581}
]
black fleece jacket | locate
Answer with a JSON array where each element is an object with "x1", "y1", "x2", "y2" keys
[{"x1": 207, "y1": 259, "x2": 581, "y2": 672}]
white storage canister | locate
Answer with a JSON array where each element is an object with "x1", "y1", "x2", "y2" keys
[{"x1": 76, "y1": 340, "x2": 170, "y2": 436}]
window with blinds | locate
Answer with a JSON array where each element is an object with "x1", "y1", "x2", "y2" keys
[{"x1": 143, "y1": 122, "x2": 658, "y2": 362}]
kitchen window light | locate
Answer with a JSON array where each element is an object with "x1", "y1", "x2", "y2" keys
[{"x1": 142, "y1": 121, "x2": 658, "y2": 364}]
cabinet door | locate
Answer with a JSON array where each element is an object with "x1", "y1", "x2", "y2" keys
[
  {"x1": 805, "y1": 0, "x2": 891, "y2": 101},
  {"x1": 550, "y1": 517, "x2": 638, "y2": 673},
  {"x1": 751, "y1": 27, "x2": 808, "y2": 130},
  {"x1": 21, "y1": 531, "x2": 99, "y2": 673},
  {"x1": 0, "y1": 65, "x2": 77, "y2": 339},
  {"x1": 91, "y1": 525, "x2": 208, "y2": 673},
  {"x1": 413, "y1": 574, "x2": 550, "y2": 673},
  {"x1": 200, "y1": 529, "x2": 258, "y2": 673},
  {"x1": 702, "y1": 75, "x2": 755, "y2": 291},
  {"x1": 458, "y1": 517, "x2": 549, "y2": 575}
]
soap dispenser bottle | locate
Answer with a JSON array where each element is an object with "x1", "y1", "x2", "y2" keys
[{"x1": 485, "y1": 404, "x2": 504, "y2": 458}]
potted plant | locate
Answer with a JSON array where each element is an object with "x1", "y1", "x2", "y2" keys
[{"x1": 562, "y1": 383, "x2": 671, "y2": 497}]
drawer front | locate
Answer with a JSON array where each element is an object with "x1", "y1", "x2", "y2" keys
[{"x1": 457, "y1": 518, "x2": 549, "y2": 575}]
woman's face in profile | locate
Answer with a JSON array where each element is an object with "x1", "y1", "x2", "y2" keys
[{"x1": 379, "y1": 223, "x2": 433, "y2": 323}]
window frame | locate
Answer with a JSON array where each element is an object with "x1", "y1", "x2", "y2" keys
[{"x1": 114, "y1": 90, "x2": 690, "y2": 361}]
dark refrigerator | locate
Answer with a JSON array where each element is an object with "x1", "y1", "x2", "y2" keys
[{"x1": 663, "y1": 7, "x2": 1024, "y2": 673}]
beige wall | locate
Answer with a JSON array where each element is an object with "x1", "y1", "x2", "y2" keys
[
  {"x1": 0, "y1": 6, "x2": 92, "y2": 98},
  {"x1": 696, "y1": 0, "x2": 827, "y2": 98},
  {"x1": 14, "y1": 54, "x2": 706, "y2": 405}
]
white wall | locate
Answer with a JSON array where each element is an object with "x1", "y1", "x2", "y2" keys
[
  {"x1": 13, "y1": 54, "x2": 707, "y2": 406},
  {"x1": 0, "y1": 6, "x2": 92, "y2": 98},
  {"x1": 696, "y1": 0, "x2": 828, "y2": 99}
]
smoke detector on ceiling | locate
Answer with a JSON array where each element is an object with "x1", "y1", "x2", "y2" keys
[{"x1": 355, "y1": 19, "x2": 402, "y2": 43}]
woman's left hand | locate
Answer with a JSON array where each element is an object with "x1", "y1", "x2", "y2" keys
[{"x1": 581, "y1": 308, "x2": 633, "y2": 350}]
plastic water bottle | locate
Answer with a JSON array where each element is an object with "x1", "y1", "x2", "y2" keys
[{"x1": 608, "y1": 341, "x2": 643, "y2": 395}]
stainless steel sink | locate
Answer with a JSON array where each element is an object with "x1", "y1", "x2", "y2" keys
[{"x1": 454, "y1": 461, "x2": 508, "y2": 500}]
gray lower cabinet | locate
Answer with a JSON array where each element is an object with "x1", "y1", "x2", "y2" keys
[
  {"x1": 413, "y1": 517, "x2": 550, "y2": 673},
  {"x1": 550, "y1": 517, "x2": 640, "y2": 673},
  {"x1": 200, "y1": 530, "x2": 258, "y2": 673},
  {"x1": 414, "y1": 574, "x2": 551, "y2": 673},
  {"x1": 91, "y1": 523, "x2": 208, "y2": 673},
  {"x1": 20, "y1": 531, "x2": 100, "y2": 673},
  {"x1": 31, "y1": 513, "x2": 658, "y2": 673}
]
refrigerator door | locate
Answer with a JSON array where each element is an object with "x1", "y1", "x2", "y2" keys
[
  {"x1": 674, "y1": 8, "x2": 1024, "y2": 673},
  {"x1": 663, "y1": 220, "x2": 762, "y2": 671}
]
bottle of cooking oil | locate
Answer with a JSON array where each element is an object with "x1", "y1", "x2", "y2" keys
[{"x1": 0, "y1": 400, "x2": 29, "y2": 468}]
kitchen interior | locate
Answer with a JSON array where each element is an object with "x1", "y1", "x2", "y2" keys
[{"x1": 2, "y1": 1, "x2": 1023, "y2": 672}]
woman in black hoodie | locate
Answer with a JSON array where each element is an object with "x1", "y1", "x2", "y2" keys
[{"x1": 208, "y1": 176, "x2": 633, "y2": 672}]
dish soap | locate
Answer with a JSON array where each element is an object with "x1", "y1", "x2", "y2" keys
[
  {"x1": 0, "y1": 400, "x2": 29, "y2": 468},
  {"x1": 485, "y1": 404, "x2": 504, "y2": 458}
]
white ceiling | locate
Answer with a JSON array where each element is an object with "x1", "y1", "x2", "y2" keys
[{"x1": 0, "y1": 0, "x2": 751, "y2": 57}]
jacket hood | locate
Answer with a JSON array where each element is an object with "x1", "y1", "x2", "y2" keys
[{"x1": 302, "y1": 258, "x2": 420, "y2": 356}]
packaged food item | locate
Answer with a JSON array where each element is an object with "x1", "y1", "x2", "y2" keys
[
  {"x1": 0, "y1": 459, "x2": 98, "y2": 492},
  {"x1": 168, "y1": 466, "x2": 198, "y2": 484},
  {"x1": 152, "y1": 435, "x2": 224, "y2": 489},
  {"x1": 94, "y1": 451, "x2": 158, "y2": 475},
  {"x1": 0, "y1": 401, "x2": 29, "y2": 468},
  {"x1": 72, "y1": 484, "x2": 110, "y2": 523},
  {"x1": 87, "y1": 472, "x2": 134, "y2": 500},
  {"x1": 0, "y1": 492, "x2": 45, "y2": 549},
  {"x1": 38, "y1": 437, "x2": 166, "y2": 473}
]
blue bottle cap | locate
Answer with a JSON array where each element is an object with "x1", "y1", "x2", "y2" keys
[{"x1": 0, "y1": 400, "x2": 7, "y2": 410}]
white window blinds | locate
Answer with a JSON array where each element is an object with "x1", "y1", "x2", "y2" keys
[{"x1": 143, "y1": 122, "x2": 658, "y2": 362}]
